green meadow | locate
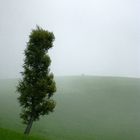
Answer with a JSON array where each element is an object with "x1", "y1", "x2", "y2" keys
[{"x1": 0, "y1": 76, "x2": 140, "y2": 140}]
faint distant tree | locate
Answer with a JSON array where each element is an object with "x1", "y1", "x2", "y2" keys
[{"x1": 17, "y1": 26, "x2": 56, "y2": 135}]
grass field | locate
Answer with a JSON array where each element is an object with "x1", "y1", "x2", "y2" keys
[
  {"x1": 0, "y1": 76, "x2": 140, "y2": 140},
  {"x1": 0, "y1": 128, "x2": 47, "y2": 140}
]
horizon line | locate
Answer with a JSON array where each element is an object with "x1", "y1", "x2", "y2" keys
[{"x1": 0, "y1": 74, "x2": 140, "y2": 80}]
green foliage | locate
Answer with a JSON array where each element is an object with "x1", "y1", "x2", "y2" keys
[{"x1": 17, "y1": 26, "x2": 56, "y2": 124}]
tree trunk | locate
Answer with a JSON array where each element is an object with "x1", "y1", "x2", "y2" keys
[{"x1": 24, "y1": 117, "x2": 34, "y2": 135}]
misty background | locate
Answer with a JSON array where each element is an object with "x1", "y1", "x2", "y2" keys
[{"x1": 0, "y1": 0, "x2": 140, "y2": 78}]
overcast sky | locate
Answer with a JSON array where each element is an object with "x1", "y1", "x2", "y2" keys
[{"x1": 0, "y1": 0, "x2": 140, "y2": 78}]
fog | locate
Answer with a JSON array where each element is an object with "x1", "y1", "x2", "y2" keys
[{"x1": 0, "y1": 0, "x2": 140, "y2": 78}]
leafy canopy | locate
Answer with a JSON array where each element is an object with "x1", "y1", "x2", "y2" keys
[{"x1": 17, "y1": 26, "x2": 56, "y2": 124}]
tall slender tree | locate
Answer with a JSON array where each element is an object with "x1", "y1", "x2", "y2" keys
[{"x1": 17, "y1": 26, "x2": 56, "y2": 135}]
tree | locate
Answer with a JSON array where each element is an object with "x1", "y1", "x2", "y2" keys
[{"x1": 17, "y1": 26, "x2": 56, "y2": 135}]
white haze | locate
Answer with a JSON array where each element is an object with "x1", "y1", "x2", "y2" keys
[{"x1": 0, "y1": 0, "x2": 140, "y2": 78}]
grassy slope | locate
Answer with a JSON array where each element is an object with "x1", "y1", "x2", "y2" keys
[
  {"x1": 0, "y1": 128, "x2": 47, "y2": 140},
  {"x1": 0, "y1": 76, "x2": 140, "y2": 140}
]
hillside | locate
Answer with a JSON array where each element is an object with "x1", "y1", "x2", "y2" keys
[
  {"x1": 0, "y1": 128, "x2": 47, "y2": 140},
  {"x1": 0, "y1": 76, "x2": 140, "y2": 140}
]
